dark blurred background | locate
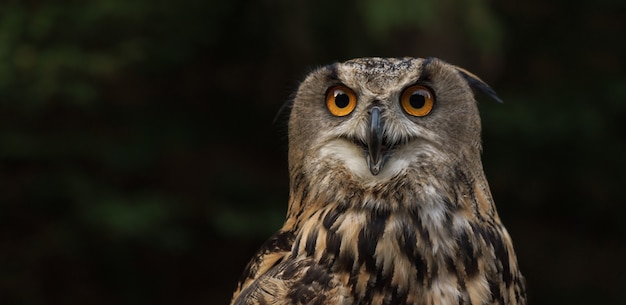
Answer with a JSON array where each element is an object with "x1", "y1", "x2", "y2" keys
[{"x1": 1, "y1": 0, "x2": 625, "y2": 304}]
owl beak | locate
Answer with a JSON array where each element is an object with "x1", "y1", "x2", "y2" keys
[{"x1": 367, "y1": 106, "x2": 384, "y2": 175}]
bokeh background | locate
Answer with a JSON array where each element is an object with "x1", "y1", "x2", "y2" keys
[{"x1": 1, "y1": 0, "x2": 625, "y2": 304}]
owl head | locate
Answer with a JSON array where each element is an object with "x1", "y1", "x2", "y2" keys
[{"x1": 287, "y1": 57, "x2": 500, "y2": 186}]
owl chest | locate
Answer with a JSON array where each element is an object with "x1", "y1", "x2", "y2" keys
[{"x1": 292, "y1": 206, "x2": 482, "y2": 305}]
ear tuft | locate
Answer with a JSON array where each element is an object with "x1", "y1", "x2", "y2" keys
[{"x1": 455, "y1": 67, "x2": 503, "y2": 104}]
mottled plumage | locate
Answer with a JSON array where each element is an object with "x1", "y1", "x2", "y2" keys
[{"x1": 231, "y1": 57, "x2": 526, "y2": 305}]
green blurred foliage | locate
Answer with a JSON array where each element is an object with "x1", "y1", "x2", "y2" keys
[{"x1": 0, "y1": 0, "x2": 624, "y2": 304}]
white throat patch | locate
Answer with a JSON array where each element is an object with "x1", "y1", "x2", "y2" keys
[{"x1": 317, "y1": 138, "x2": 441, "y2": 186}]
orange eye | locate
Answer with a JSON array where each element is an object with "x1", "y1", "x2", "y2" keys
[
  {"x1": 400, "y1": 85, "x2": 435, "y2": 117},
  {"x1": 326, "y1": 85, "x2": 357, "y2": 117}
]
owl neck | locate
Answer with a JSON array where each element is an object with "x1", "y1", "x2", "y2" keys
[
  {"x1": 284, "y1": 168, "x2": 474, "y2": 253},
  {"x1": 284, "y1": 163, "x2": 498, "y2": 232}
]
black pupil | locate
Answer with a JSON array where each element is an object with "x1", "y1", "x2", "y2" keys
[
  {"x1": 335, "y1": 92, "x2": 350, "y2": 108},
  {"x1": 409, "y1": 93, "x2": 426, "y2": 109}
]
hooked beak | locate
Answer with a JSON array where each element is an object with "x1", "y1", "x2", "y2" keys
[{"x1": 367, "y1": 106, "x2": 385, "y2": 175}]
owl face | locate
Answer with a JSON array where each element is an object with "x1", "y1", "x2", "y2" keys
[{"x1": 288, "y1": 57, "x2": 487, "y2": 184}]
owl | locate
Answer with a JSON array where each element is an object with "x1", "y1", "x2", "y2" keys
[{"x1": 230, "y1": 57, "x2": 526, "y2": 305}]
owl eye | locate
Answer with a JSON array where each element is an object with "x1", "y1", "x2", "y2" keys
[
  {"x1": 326, "y1": 85, "x2": 357, "y2": 117},
  {"x1": 400, "y1": 85, "x2": 435, "y2": 117}
]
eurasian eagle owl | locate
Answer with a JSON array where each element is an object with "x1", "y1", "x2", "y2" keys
[{"x1": 231, "y1": 57, "x2": 526, "y2": 305}]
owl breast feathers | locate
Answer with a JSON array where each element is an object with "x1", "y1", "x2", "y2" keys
[{"x1": 230, "y1": 57, "x2": 526, "y2": 305}]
